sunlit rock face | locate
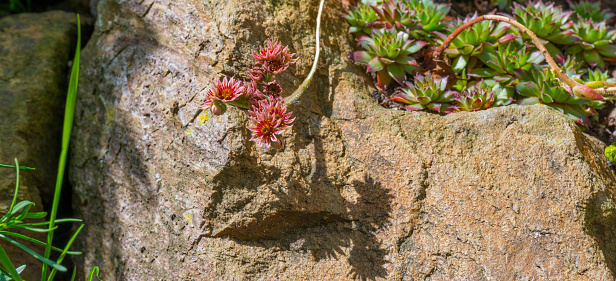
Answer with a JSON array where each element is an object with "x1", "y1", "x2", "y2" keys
[{"x1": 71, "y1": 0, "x2": 616, "y2": 280}]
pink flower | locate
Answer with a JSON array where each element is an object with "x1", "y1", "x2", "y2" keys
[
  {"x1": 248, "y1": 66, "x2": 265, "y2": 81},
  {"x1": 251, "y1": 39, "x2": 298, "y2": 74},
  {"x1": 202, "y1": 77, "x2": 244, "y2": 112},
  {"x1": 263, "y1": 80, "x2": 283, "y2": 97},
  {"x1": 248, "y1": 98, "x2": 295, "y2": 148},
  {"x1": 242, "y1": 79, "x2": 266, "y2": 105}
]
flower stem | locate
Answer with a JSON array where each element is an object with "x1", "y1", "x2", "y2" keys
[{"x1": 285, "y1": 0, "x2": 325, "y2": 105}]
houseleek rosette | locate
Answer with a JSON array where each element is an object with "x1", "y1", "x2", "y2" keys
[
  {"x1": 567, "y1": 19, "x2": 616, "y2": 68},
  {"x1": 351, "y1": 28, "x2": 428, "y2": 87},
  {"x1": 443, "y1": 14, "x2": 515, "y2": 73},
  {"x1": 391, "y1": 72, "x2": 455, "y2": 113},
  {"x1": 515, "y1": 65, "x2": 598, "y2": 125}
]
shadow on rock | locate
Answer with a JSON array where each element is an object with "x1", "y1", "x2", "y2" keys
[
  {"x1": 267, "y1": 173, "x2": 393, "y2": 281},
  {"x1": 584, "y1": 190, "x2": 616, "y2": 275}
]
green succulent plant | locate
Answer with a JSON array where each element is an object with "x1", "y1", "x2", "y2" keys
[
  {"x1": 585, "y1": 69, "x2": 616, "y2": 84},
  {"x1": 443, "y1": 14, "x2": 516, "y2": 73},
  {"x1": 391, "y1": 72, "x2": 455, "y2": 112},
  {"x1": 567, "y1": 19, "x2": 616, "y2": 68},
  {"x1": 368, "y1": 1, "x2": 420, "y2": 33},
  {"x1": 450, "y1": 83, "x2": 496, "y2": 112},
  {"x1": 344, "y1": 2, "x2": 379, "y2": 35},
  {"x1": 491, "y1": 0, "x2": 512, "y2": 10},
  {"x1": 515, "y1": 65, "x2": 596, "y2": 125},
  {"x1": 512, "y1": 0, "x2": 580, "y2": 60},
  {"x1": 567, "y1": 0, "x2": 614, "y2": 22},
  {"x1": 470, "y1": 42, "x2": 545, "y2": 88},
  {"x1": 361, "y1": 0, "x2": 385, "y2": 5},
  {"x1": 561, "y1": 55, "x2": 584, "y2": 79},
  {"x1": 454, "y1": 78, "x2": 514, "y2": 106},
  {"x1": 605, "y1": 143, "x2": 616, "y2": 164},
  {"x1": 351, "y1": 28, "x2": 428, "y2": 87},
  {"x1": 401, "y1": 0, "x2": 450, "y2": 41}
]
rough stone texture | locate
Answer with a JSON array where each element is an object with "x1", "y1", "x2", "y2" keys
[
  {"x1": 0, "y1": 11, "x2": 79, "y2": 280},
  {"x1": 70, "y1": 0, "x2": 616, "y2": 280}
]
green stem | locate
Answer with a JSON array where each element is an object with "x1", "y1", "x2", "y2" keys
[
  {"x1": 264, "y1": 73, "x2": 273, "y2": 83},
  {"x1": 43, "y1": 14, "x2": 81, "y2": 280},
  {"x1": 285, "y1": 0, "x2": 325, "y2": 105}
]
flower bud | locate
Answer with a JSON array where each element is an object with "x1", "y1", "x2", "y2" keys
[
  {"x1": 211, "y1": 100, "x2": 227, "y2": 115},
  {"x1": 270, "y1": 137, "x2": 284, "y2": 149},
  {"x1": 573, "y1": 84, "x2": 605, "y2": 101}
]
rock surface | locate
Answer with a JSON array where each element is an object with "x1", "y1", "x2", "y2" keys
[
  {"x1": 0, "y1": 11, "x2": 79, "y2": 280},
  {"x1": 70, "y1": 0, "x2": 616, "y2": 280}
]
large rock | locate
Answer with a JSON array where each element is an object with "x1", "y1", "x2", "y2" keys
[
  {"x1": 0, "y1": 11, "x2": 79, "y2": 280},
  {"x1": 70, "y1": 0, "x2": 616, "y2": 279}
]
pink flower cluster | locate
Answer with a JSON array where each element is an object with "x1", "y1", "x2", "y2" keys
[{"x1": 201, "y1": 40, "x2": 298, "y2": 149}]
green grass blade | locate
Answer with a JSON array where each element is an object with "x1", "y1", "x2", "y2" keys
[
  {"x1": 70, "y1": 266, "x2": 76, "y2": 281},
  {"x1": 0, "y1": 165, "x2": 34, "y2": 170},
  {"x1": 0, "y1": 232, "x2": 81, "y2": 255},
  {"x1": 15, "y1": 226, "x2": 57, "y2": 233},
  {"x1": 0, "y1": 235, "x2": 66, "y2": 272},
  {"x1": 7, "y1": 159, "x2": 20, "y2": 219},
  {"x1": 0, "y1": 246, "x2": 22, "y2": 281},
  {"x1": 47, "y1": 224, "x2": 84, "y2": 281},
  {"x1": 21, "y1": 211, "x2": 47, "y2": 220},
  {"x1": 3, "y1": 201, "x2": 35, "y2": 222},
  {"x1": 18, "y1": 218, "x2": 82, "y2": 227},
  {"x1": 87, "y1": 266, "x2": 100, "y2": 281},
  {"x1": 0, "y1": 267, "x2": 9, "y2": 279},
  {"x1": 43, "y1": 14, "x2": 81, "y2": 280},
  {"x1": 14, "y1": 265, "x2": 24, "y2": 275},
  {"x1": 0, "y1": 264, "x2": 25, "y2": 281}
]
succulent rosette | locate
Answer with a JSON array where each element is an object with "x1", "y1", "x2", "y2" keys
[
  {"x1": 512, "y1": 0, "x2": 580, "y2": 61},
  {"x1": 585, "y1": 69, "x2": 616, "y2": 84},
  {"x1": 567, "y1": 0, "x2": 614, "y2": 22},
  {"x1": 202, "y1": 77, "x2": 244, "y2": 115},
  {"x1": 463, "y1": 79, "x2": 515, "y2": 106},
  {"x1": 344, "y1": 2, "x2": 379, "y2": 35},
  {"x1": 515, "y1": 65, "x2": 596, "y2": 125},
  {"x1": 248, "y1": 98, "x2": 295, "y2": 149},
  {"x1": 469, "y1": 42, "x2": 544, "y2": 89},
  {"x1": 351, "y1": 28, "x2": 428, "y2": 87},
  {"x1": 402, "y1": 0, "x2": 450, "y2": 40},
  {"x1": 368, "y1": 1, "x2": 420, "y2": 33},
  {"x1": 512, "y1": 0, "x2": 579, "y2": 44},
  {"x1": 561, "y1": 55, "x2": 584, "y2": 79},
  {"x1": 443, "y1": 14, "x2": 516, "y2": 73},
  {"x1": 450, "y1": 83, "x2": 496, "y2": 112},
  {"x1": 567, "y1": 19, "x2": 616, "y2": 68},
  {"x1": 391, "y1": 72, "x2": 456, "y2": 113},
  {"x1": 251, "y1": 39, "x2": 298, "y2": 75}
]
